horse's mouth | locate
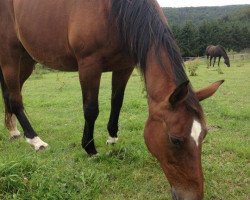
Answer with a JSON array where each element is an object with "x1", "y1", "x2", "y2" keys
[{"x1": 171, "y1": 187, "x2": 199, "y2": 200}]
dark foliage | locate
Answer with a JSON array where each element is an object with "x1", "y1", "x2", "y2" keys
[
  {"x1": 162, "y1": 5, "x2": 250, "y2": 27},
  {"x1": 162, "y1": 5, "x2": 250, "y2": 56}
]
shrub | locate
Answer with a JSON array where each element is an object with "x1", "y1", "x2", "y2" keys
[{"x1": 185, "y1": 58, "x2": 200, "y2": 76}]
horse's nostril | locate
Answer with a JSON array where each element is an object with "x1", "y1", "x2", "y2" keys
[{"x1": 171, "y1": 188, "x2": 180, "y2": 200}]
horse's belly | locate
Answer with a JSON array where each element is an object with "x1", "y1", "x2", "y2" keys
[
  {"x1": 18, "y1": 39, "x2": 78, "y2": 71},
  {"x1": 36, "y1": 56, "x2": 78, "y2": 72}
]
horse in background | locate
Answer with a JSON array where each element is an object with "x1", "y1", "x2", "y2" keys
[{"x1": 205, "y1": 45, "x2": 230, "y2": 67}]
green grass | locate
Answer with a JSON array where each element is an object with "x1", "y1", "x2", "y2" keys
[{"x1": 0, "y1": 57, "x2": 249, "y2": 199}]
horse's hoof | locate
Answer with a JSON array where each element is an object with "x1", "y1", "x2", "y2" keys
[
  {"x1": 26, "y1": 136, "x2": 49, "y2": 151},
  {"x1": 36, "y1": 145, "x2": 48, "y2": 151},
  {"x1": 86, "y1": 149, "x2": 98, "y2": 156},
  {"x1": 106, "y1": 136, "x2": 118, "y2": 145},
  {"x1": 88, "y1": 152, "x2": 100, "y2": 157},
  {"x1": 9, "y1": 130, "x2": 21, "y2": 140},
  {"x1": 10, "y1": 134, "x2": 21, "y2": 140},
  {"x1": 83, "y1": 141, "x2": 98, "y2": 155}
]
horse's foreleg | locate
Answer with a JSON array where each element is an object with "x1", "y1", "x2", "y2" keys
[
  {"x1": 106, "y1": 68, "x2": 133, "y2": 145},
  {"x1": 209, "y1": 57, "x2": 212, "y2": 67},
  {"x1": 218, "y1": 56, "x2": 221, "y2": 66},
  {"x1": 78, "y1": 61, "x2": 101, "y2": 156}
]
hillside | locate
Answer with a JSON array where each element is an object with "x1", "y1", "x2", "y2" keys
[
  {"x1": 162, "y1": 5, "x2": 250, "y2": 26},
  {"x1": 160, "y1": 5, "x2": 250, "y2": 56}
]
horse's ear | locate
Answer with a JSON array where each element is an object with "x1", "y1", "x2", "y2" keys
[
  {"x1": 169, "y1": 81, "x2": 189, "y2": 106},
  {"x1": 196, "y1": 80, "x2": 224, "y2": 101}
]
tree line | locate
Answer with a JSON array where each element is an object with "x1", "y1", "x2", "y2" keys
[{"x1": 163, "y1": 5, "x2": 250, "y2": 57}]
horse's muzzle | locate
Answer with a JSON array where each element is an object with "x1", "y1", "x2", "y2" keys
[{"x1": 171, "y1": 187, "x2": 202, "y2": 200}]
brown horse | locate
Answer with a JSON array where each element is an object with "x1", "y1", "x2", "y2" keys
[
  {"x1": 0, "y1": 0, "x2": 224, "y2": 199},
  {"x1": 205, "y1": 45, "x2": 230, "y2": 67}
]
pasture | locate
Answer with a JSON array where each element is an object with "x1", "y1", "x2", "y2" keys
[{"x1": 0, "y1": 56, "x2": 249, "y2": 199}]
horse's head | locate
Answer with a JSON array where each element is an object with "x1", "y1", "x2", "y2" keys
[
  {"x1": 224, "y1": 58, "x2": 230, "y2": 67},
  {"x1": 144, "y1": 80, "x2": 224, "y2": 200}
]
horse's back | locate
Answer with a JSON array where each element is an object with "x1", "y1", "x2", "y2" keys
[
  {"x1": 206, "y1": 45, "x2": 221, "y2": 57},
  {"x1": 0, "y1": 0, "x2": 111, "y2": 70}
]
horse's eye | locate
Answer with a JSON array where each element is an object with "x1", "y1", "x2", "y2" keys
[{"x1": 169, "y1": 136, "x2": 184, "y2": 147}]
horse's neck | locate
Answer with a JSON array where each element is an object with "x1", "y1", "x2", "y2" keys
[
  {"x1": 221, "y1": 53, "x2": 229, "y2": 63},
  {"x1": 144, "y1": 49, "x2": 176, "y2": 103},
  {"x1": 223, "y1": 53, "x2": 229, "y2": 60},
  {"x1": 219, "y1": 47, "x2": 228, "y2": 59}
]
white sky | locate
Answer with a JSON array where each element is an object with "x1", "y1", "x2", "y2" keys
[{"x1": 157, "y1": 0, "x2": 250, "y2": 7}]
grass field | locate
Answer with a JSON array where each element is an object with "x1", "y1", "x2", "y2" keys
[{"x1": 0, "y1": 57, "x2": 249, "y2": 200}]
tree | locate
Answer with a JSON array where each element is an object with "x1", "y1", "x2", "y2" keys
[{"x1": 177, "y1": 22, "x2": 199, "y2": 57}]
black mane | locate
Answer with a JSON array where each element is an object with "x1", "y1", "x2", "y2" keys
[
  {"x1": 110, "y1": 0, "x2": 188, "y2": 85},
  {"x1": 110, "y1": 0, "x2": 204, "y2": 119},
  {"x1": 218, "y1": 45, "x2": 229, "y2": 59}
]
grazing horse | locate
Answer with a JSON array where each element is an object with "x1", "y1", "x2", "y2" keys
[
  {"x1": 205, "y1": 45, "x2": 230, "y2": 67},
  {"x1": 0, "y1": 0, "x2": 224, "y2": 199}
]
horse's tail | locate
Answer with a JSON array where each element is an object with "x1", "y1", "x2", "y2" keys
[
  {"x1": 0, "y1": 67, "x2": 10, "y2": 127},
  {"x1": 0, "y1": 67, "x2": 6, "y2": 99}
]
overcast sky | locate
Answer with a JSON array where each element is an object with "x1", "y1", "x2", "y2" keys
[{"x1": 157, "y1": 0, "x2": 250, "y2": 7}]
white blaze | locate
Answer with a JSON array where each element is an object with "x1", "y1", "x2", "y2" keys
[{"x1": 191, "y1": 120, "x2": 202, "y2": 146}]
